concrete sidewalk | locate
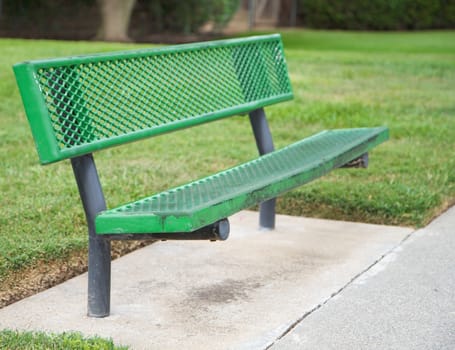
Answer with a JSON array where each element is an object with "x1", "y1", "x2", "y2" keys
[
  {"x1": 271, "y1": 206, "x2": 455, "y2": 350},
  {"x1": 0, "y1": 210, "x2": 417, "y2": 349}
]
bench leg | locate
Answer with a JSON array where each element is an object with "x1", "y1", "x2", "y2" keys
[
  {"x1": 248, "y1": 108, "x2": 276, "y2": 230},
  {"x1": 71, "y1": 154, "x2": 111, "y2": 317}
]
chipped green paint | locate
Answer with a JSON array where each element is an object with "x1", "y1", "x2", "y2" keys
[
  {"x1": 14, "y1": 34, "x2": 389, "y2": 237},
  {"x1": 95, "y1": 127, "x2": 389, "y2": 234}
]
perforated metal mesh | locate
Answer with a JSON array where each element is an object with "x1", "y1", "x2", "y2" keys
[
  {"x1": 99, "y1": 127, "x2": 387, "y2": 218},
  {"x1": 34, "y1": 37, "x2": 291, "y2": 151},
  {"x1": 95, "y1": 127, "x2": 388, "y2": 233}
]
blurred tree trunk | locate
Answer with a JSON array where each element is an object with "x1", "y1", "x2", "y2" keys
[{"x1": 96, "y1": 0, "x2": 136, "y2": 42}]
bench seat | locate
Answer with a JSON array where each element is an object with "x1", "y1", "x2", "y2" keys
[{"x1": 96, "y1": 126, "x2": 388, "y2": 235}]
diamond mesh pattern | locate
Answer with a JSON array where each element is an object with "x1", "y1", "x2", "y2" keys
[
  {"x1": 101, "y1": 128, "x2": 386, "y2": 217},
  {"x1": 34, "y1": 38, "x2": 291, "y2": 151},
  {"x1": 95, "y1": 127, "x2": 388, "y2": 234}
]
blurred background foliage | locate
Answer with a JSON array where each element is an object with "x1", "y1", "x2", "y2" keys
[
  {"x1": 0, "y1": 0, "x2": 453, "y2": 42},
  {"x1": 142, "y1": 0, "x2": 240, "y2": 34},
  {"x1": 299, "y1": 0, "x2": 455, "y2": 30},
  {"x1": 0, "y1": 0, "x2": 240, "y2": 41}
]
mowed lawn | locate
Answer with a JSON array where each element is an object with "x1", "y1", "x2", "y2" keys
[{"x1": 0, "y1": 30, "x2": 454, "y2": 285}]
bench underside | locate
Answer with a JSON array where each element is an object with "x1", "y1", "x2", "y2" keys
[{"x1": 95, "y1": 127, "x2": 388, "y2": 235}]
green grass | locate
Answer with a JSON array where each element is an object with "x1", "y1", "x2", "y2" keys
[
  {"x1": 0, "y1": 30, "x2": 454, "y2": 283},
  {"x1": 0, "y1": 330, "x2": 127, "y2": 349}
]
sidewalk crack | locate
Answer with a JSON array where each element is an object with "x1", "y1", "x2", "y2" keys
[{"x1": 265, "y1": 229, "x2": 415, "y2": 349}]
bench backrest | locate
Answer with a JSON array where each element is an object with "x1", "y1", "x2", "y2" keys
[{"x1": 14, "y1": 34, "x2": 293, "y2": 164}]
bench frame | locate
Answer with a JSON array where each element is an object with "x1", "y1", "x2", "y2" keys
[
  {"x1": 72, "y1": 107, "x2": 276, "y2": 317},
  {"x1": 14, "y1": 34, "x2": 388, "y2": 317}
]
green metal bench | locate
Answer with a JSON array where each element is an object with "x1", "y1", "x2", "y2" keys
[{"x1": 13, "y1": 34, "x2": 388, "y2": 317}]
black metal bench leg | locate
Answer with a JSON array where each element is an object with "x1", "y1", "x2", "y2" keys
[
  {"x1": 249, "y1": 108, "x2": 276, "y2": 230},
  {"x1": 71, "y1": 154, "x2": 111, "y2": 317}
]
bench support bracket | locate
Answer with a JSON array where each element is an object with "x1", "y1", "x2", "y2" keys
[
  {"x1": 103, "y1": 218, "x2": 230, "y2": 241},
  {"x1": 71, "y1": 154, "x2": 111, "y2": 318},
  {"x1": 249, "y1": 108, "x2": 276, "y2": 230},
  {"x1": 341, "y1": 153, "x2": 369, "y2": 168}
]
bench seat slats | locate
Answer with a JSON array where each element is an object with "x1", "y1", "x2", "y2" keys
[{"x1": 95, "y1": 126, "x2": 388, "y2": 235}]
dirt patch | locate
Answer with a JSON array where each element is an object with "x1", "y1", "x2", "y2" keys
[{"x1": 0, "y1": 240, "x2": 153, "y2": 309}]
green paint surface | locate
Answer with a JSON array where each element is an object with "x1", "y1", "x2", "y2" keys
[
  {"x1": 13, "y1": 34, "x2": 292, "y2": 164},
  {"x1": 96, "y1": 127, "x2": 388, "y2": 234}
]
